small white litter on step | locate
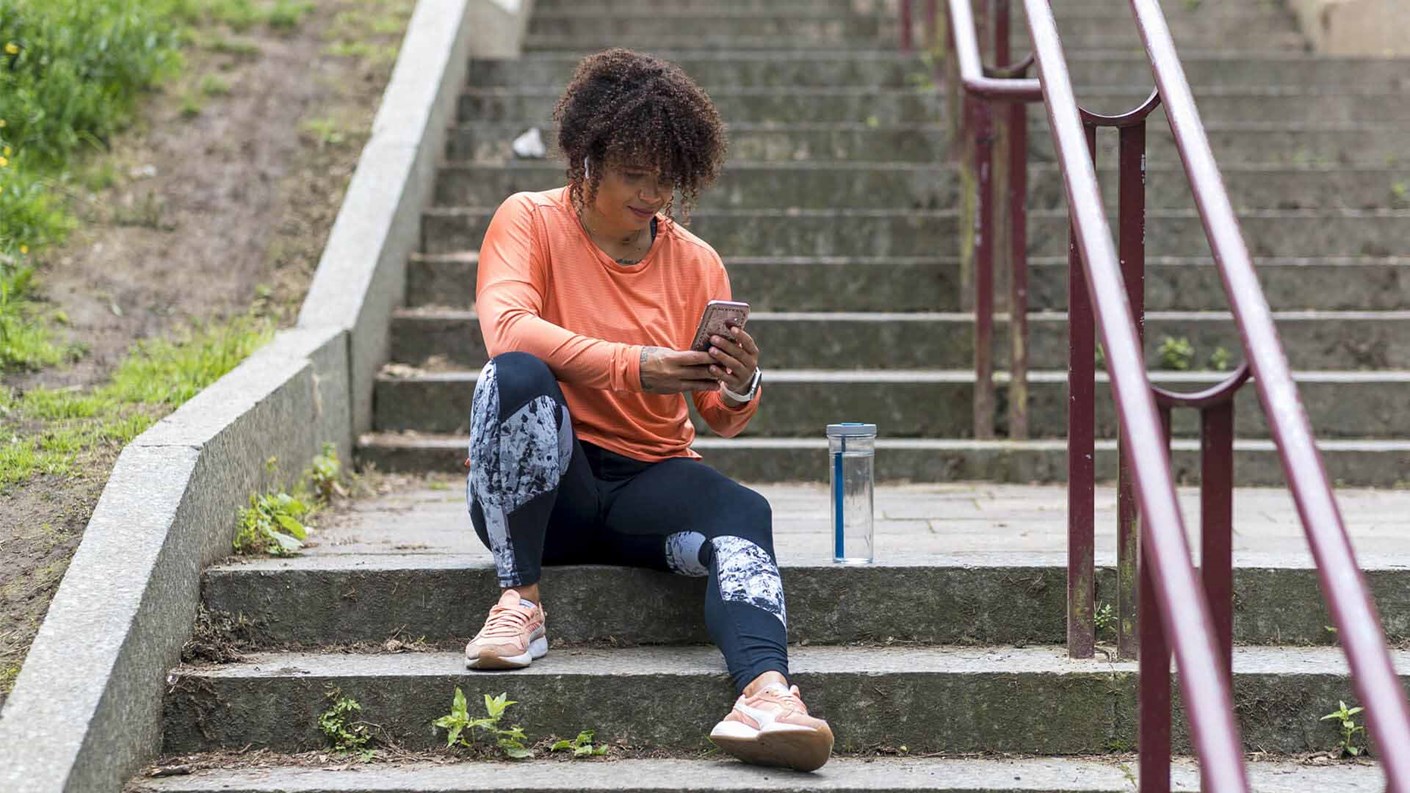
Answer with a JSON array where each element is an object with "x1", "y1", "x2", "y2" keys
[{"x1": 511, "y1": 126, "x2": 546, "y2": 159}]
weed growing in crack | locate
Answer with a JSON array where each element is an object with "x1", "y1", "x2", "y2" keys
[
  {"x1": 319, "y1": 688, "x2": 374, "y2": 758},
  {"x1": 434, "y1": 689, "x2": 533, "y2": 759},
  {"x1": 1321, "y1": 700, "x2": 1368, "y2": 758},
  {"x1": 551, "y1": 730, "x2": 609, "y2": 758}
]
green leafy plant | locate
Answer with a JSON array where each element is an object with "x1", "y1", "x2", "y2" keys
[
  {"x1": 1094, "y1": 601, "x2": 1116, "y2": 641},
  {"x1": 1392, "y1": 181, "x2": 1409, "y2": 209},
  {"x1": 434, "y1": 689, "x2": 533, "y2": 759},
  {"x1": 1156, "y1": 336, "x2": 1195, "y2": 371},
  {"x1": 308, "y1": 442, "x2": 346, "y2": 502},
  {"x1": 319, "y1": 689, "x2": 373, "y2": 757},
  {"x1": 551, "y1": 729, "x2": 609, "y2": 758},
  {"x1": 232, "y1": 491, "x2": 310, "y2": 555},
  {"x1": 1207, "y1": 346, "x2": 1233, "y2": 372},
  {"x1": 1321, "y1": 700, "x2": 1367, "y2": 757}
]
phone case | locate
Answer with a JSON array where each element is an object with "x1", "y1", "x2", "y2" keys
[{"x1": 690, "y1": 301, "x2": 750, "y2": 352}]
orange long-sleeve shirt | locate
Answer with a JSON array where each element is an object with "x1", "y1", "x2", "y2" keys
[{"x1": 475, "y1": 187, "x2": 760, "y2": 462}]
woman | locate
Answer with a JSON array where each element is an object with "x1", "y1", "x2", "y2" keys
[{"x1": 463, "y1": 48, "x2": 833, "y2": 772}]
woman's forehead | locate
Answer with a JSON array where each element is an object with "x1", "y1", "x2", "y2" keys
[{"x1": 605, "y1": 153, "x2": 674, "y2": 175}]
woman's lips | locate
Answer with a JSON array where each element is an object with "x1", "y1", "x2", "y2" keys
[{"x1": 629, "y1": 206, "x2": 654, "y2": 219}]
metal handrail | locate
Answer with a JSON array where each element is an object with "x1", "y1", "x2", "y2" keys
[
  {"x1": 1020, "y1": 2, "x2": 1251, "y2": 789},
  {"x1": 934, "y1": 0, "x2": 1410, "y2": 787},
  {"x1": 946, "y1": 0, "x2": 1040, "y2": 100},
  {"x1": 1128, "y1": 0, "x2": 1410, "y2": 785}
]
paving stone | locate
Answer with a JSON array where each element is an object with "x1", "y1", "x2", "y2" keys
[{"x1": 128, "y1": 755, "x2": 1388, "y2": 793}]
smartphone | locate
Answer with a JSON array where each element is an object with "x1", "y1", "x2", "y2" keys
[{"x1": 689, "y1": 300, "x2": 750, "y2": 352}]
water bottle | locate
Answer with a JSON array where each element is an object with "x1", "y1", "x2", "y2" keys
[{"x1": 828, "y1": 423, "x2": 876, "y2": 564}]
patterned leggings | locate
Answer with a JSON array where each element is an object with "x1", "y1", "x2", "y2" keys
[{"x1": 466, "y1": 351, "x2": 789, "y2": 692}]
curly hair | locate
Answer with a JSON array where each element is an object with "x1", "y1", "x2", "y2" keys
[{"x1": 554, "y1": 48, "x2": 727, "y2": 222}]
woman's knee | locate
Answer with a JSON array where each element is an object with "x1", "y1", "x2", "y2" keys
[
  {"x1": 468, "y1": 352, "x2": 573, "y2": 491},
  {"x1": 722, "y1": 484, "x2": 773, "y2": 547},
  {"x1": 481, "y1": 352, "x2": 558, "y2": 407}
]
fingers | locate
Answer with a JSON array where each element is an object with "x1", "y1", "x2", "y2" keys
[
  {"x1": 707, "y1": 348, "x2": 748, "y2": 387},
  {"x1": 669, "y1": 349, "x2": 716, "y2": 367},
  {"x1": 726, "y1": 324, "x2": 759, "y2": 356}
]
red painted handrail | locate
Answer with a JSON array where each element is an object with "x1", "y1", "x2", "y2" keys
[
  {"x1": 1020, "y1": 3, "x2": 1251, "y2": 789},
  {"x1": 936, "y1": 0, "x2": 1410, "y2": 788},
  {"x1": 1129, "y1": 0, "x2": 1410, "y2": 786}
]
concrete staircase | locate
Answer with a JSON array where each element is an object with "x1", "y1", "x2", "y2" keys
[
  {"x1": 356, "y1": 0, "x2": 1410, "y2": 487},
  {"x1": 130, "y1": 1, "x2": 1409, "y2": 789},
  {"x1": 138, "y1": 481, "x2": 1405, "y2": 789}
]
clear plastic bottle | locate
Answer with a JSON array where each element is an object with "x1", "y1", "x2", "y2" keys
[{"x1": 827, "y1": 423, "x2": 876, "y2": 564}]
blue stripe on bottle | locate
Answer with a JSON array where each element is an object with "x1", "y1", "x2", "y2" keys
[{"x1": 833, "y1": 435, "x2": 845, "y2": 559}]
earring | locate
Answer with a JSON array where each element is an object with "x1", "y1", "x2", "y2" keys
[{"x1": 583, "y1": 156, "x2": 590, "y2": 181}]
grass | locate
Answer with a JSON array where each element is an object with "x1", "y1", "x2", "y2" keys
[
  {"x1": 0, "y1": 0, "x2": 321, "y2": 374},
  {"x1": 0, "y1": 314, "x2": 272, "y2": 490}
]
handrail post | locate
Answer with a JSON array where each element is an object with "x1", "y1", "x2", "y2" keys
[
  {"x1": 1006, "y1": 99, "x2": 1029, "y2": 439},
  {"x1": 1116, "y1": 121, "x2": 1148, "y2": 661},
  {"x1": 1201, "y1": 401, "x2": 1236, "y2": 677},
  {"x1": 1066, "y1": 123, "x2": 1097, "y2": 658},
  {"x1": 973, "y1": 98, "x2": 997, "y2": 439},
  {"x1": 901, "y1": 0, "x2": 915, "y2": 52},
  {"x1": 1138, "y1": 404, "x2": 1175, "y2": 793}
]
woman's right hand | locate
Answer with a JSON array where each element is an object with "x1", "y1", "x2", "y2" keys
[{"x1": 640, "y1": 346, "x2": 719, "y2": 393}]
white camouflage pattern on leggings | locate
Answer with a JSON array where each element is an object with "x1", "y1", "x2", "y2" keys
[
  {"x1": 466, "y1": 360, "x2": 573, "y2": 586},
  {"x1": 665, "y1": 531, "x2": 708, "y2": 577},
  {"x1": 710, "y1": 535, "x2": 787, "y2": 627}
]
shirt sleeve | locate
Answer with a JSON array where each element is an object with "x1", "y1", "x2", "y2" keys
[
  {"x1": 691, "y1": 256, "x2": 761, "y2": 437},
  {"x1": 476, "y1": 193, "x2": 644, "y2": 392}
]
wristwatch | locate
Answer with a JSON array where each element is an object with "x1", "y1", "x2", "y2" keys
[{"x1": 722, "y1": 367, "x2": 763, "y2": 403}]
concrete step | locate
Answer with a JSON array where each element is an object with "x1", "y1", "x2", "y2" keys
[
  {"x1": 161, "y1": 644, "x2": 1409, "y2": 755},
  {"x1": 472, "y1": 51, "x2": 1410, "y2": 91},
  {"x1": 525, "y1": 10, "x2": 1298, "y2": 41},
  {"x1": 459, "y1": 86, "x2": 942, "y2": 124},
  {"x1": 422, "y1": 207, "x2": 1410, "y2": 259},
  {"x1": 448, "y1": 121, "x2": 1410, "y2": 167},
  {"x1": 458, "y1": 85, "x2": 1410, "y2": 125},
  {"x1": 372, "y1": 369, "x2": 1410, "y2": 441},
  {"x1": 526, "y1": 12, "x2": 890, "y2": 40},
  {"x1": 404, "y1": 254, "x2": 1410, "y2": 314},
  {"x1": 533, "y1": 0, "x2": 867, "y2": 10},
  {"x1": 387, "y1": 309, "x2": 1410, "y2": 372},
  {"x1": 433, "y1": 161, "x2": 1410, "y2": 212},
  {"x1": 356, "y1": 433, "x2": 1410, "y2": 485},
  {"x1": 521, "y1": 30, "x2": 1309, "y2": 51},
  {"x1": 123, "y1": 756, "x2": 1393, "y2": 793},
  {"x1": 449, "y1": 121, "x2": 950, "y2": 163},
  {"x1": 201, "y1": 551, "x2": 1410, "y2": 649}
]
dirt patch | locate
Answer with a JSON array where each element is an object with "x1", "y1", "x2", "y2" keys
[{"x1": 0, "y1": 0, "x2": 415, "y2": 708}]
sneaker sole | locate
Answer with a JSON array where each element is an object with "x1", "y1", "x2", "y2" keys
[
  {"x1": 709, "y1": 720, "x2": 834, "y2": 772},
  {"x1": 466, "y1": 633, "x2": 548, "y2": 670}
]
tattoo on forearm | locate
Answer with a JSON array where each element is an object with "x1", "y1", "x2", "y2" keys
[{"x1": 640, "y1": 346, "x2": 657, "y2": 391}]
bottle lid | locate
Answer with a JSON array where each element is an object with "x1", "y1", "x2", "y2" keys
[{"x1": 827, "y1": 422, "x2": 877, "y2": 438}]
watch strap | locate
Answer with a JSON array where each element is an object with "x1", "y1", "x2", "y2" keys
[{"x1": 722, "y1": 367, "x2": 762, "y2": 403}]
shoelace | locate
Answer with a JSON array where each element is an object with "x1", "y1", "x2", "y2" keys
[
  {"x1": 479, "y1": 604, "x2": 532, "y2": 639},
  {"x1": 749, "y1": 684, "x2": 808, "y2": 716}
]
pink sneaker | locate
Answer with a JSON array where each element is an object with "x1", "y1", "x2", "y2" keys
[
  {"x1": 464, "y1": 589, "x2": 547, "y2": 670},
  {"x1": 709, "y1": 682, "x2": 834, "y2": 772}
]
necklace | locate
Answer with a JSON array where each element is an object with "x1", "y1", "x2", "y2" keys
[{"x1": 578, "y1": 208, "x2": 651, "y2": 265}]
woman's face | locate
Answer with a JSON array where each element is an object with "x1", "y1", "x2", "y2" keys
[{"x1": 589, "y1": 159, "x2": 674, "y2": 233}]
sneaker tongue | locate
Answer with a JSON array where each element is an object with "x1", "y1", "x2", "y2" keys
[
  {"x1": 498, "y1": 589, "x2": 524, "y2": 608},
  {"x1": 760, "y1": 682, "x2": 794, "y2": 699}
]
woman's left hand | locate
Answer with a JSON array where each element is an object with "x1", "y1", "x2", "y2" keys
[{"x1": 707, "y1": 324, "x2": 759, "y2": 402}]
